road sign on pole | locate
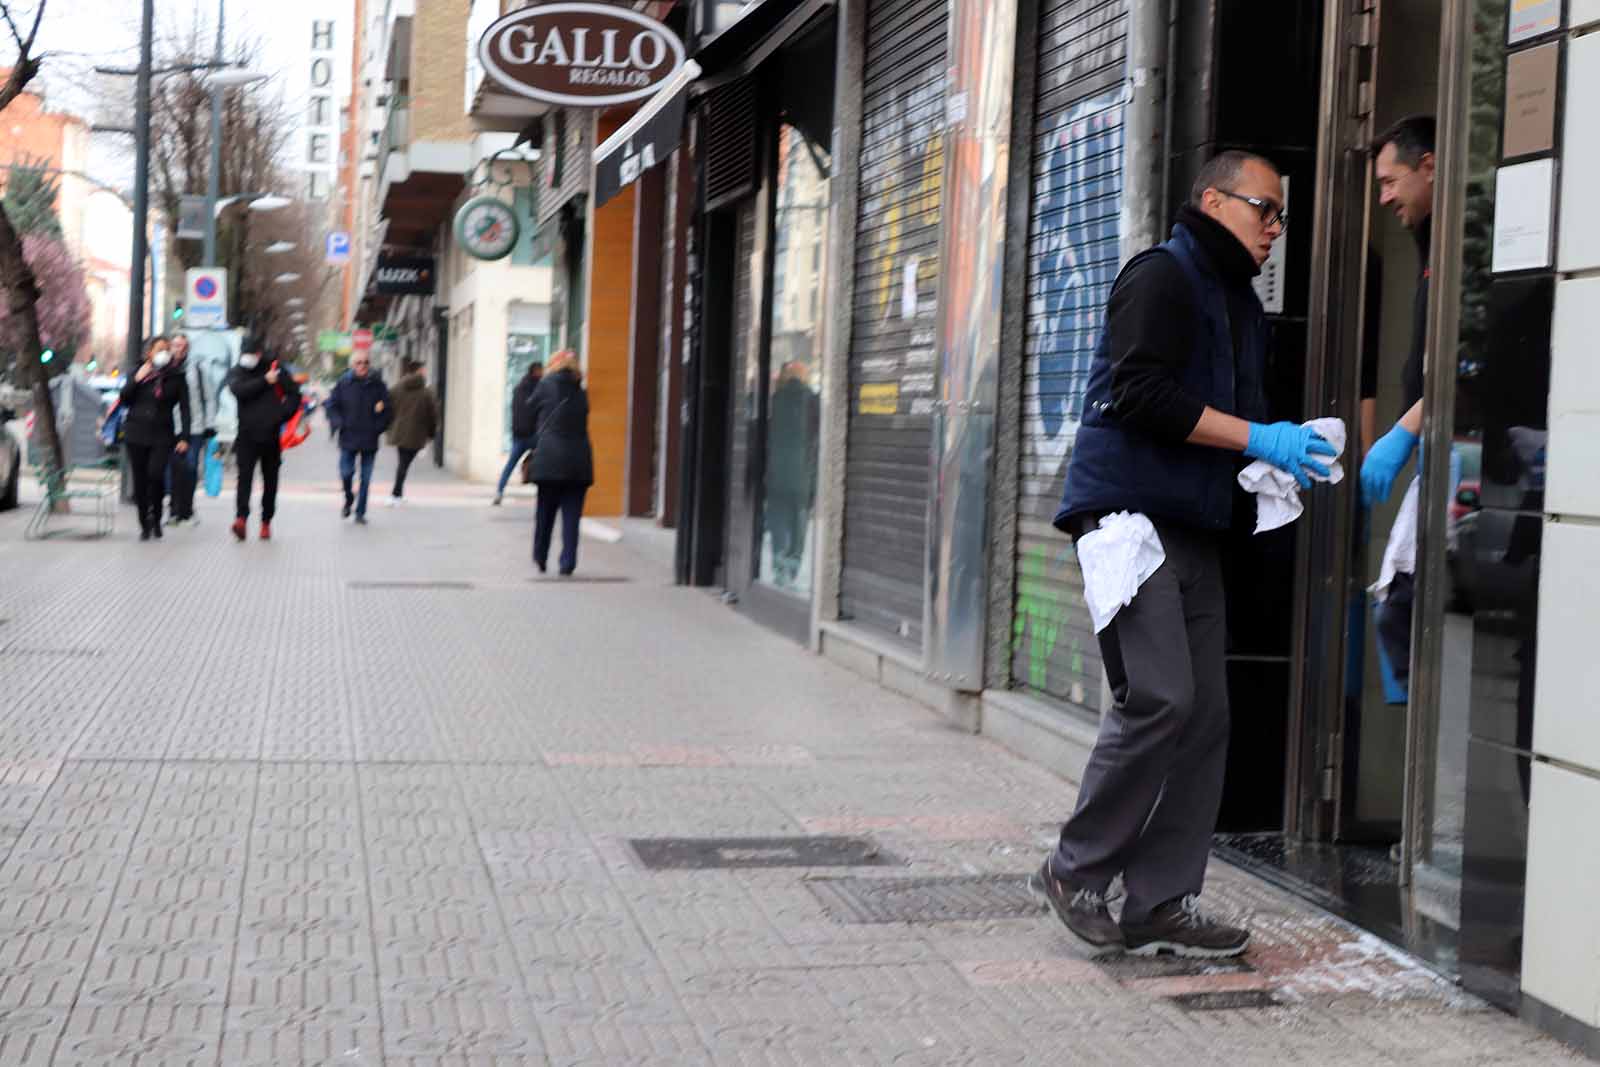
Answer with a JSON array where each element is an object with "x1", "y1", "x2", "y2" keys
[
  {"x1": 184, "y1": 268, "x2": 228, "y2": 329},
  {"x1": 177, "y1": 195, "x2": 207, "y2": 240},
  {"x1": 325, "y1": 231, "x2": 351, "y2": 265}
]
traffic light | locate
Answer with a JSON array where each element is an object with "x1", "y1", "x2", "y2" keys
[
  {"x1": 172, "y1": 304, "x2": 185, "y2": 323},
  {"x1": 39, "y1": 348, "x2": 53, "y2": 364},
  {"x1": 86, "y1": 360, "x2": 97, "y2": 371}
]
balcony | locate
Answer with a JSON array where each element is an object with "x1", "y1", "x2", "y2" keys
[{"x1": 466, "y1": 0, "x2": 549, "y2": 133}]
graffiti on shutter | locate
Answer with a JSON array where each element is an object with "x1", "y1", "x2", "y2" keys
[{"x1": 1011, "y1": 0, "x2": 1128, "y2": 707}]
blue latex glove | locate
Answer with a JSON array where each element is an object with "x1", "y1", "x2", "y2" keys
[
  {"x1": 1244, "y1": 421, "x2": 1337, "y2": 489},
  {"x1": 1361, "y1": 424, "x2": 1419, "y2": 506}
]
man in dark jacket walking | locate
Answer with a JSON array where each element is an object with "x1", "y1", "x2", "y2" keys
[
  {"x1": 385, "y1": 359, "x2": 438, "y2": 505},
  {"x1": 493, "y1": 360, "x2": 543, "y2": 505},
  {"x1": 1033, "y1": 152, "x2": 1335, "y2": 959},
  {"x1": 226, "y1": 336, "x2": 300, "y2": 541},
  {"x1": 325, "y1": 351, "x2": 391, "y2": 524},
  {"x1": 526, "y1": 351, "x2": 593, "y2": 575}
]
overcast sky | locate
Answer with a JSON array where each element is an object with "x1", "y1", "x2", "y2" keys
[{"x1": 12, "y1": 0, "x2": 355, "y2": 190}]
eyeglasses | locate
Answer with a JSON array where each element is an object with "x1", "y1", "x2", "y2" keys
[{"x1": 1217, "y1": 189, "x2": 1289, "y2": 231}]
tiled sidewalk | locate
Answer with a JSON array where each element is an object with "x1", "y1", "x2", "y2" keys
[{"x1": 0, "y1": 458, "x2": 1576, "y2": 1065}]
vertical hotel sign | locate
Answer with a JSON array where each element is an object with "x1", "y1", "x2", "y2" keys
[{"x1": 305, "y1": 19, "x2": 337, "y2": 199}]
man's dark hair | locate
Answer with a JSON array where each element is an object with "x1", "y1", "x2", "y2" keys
[
  {"x1": 1372, "y1": 115, "x2": 1435, "y2": 168},
  {"x1": 1190, "y1": 150, "x2": 1280, "y2": 207},
  {"x1": 401, "y1": 358, "x2": 421, "y2": 375},
  {"x1": 241, "y1": 333, "x2": 264, "y2": 356}
]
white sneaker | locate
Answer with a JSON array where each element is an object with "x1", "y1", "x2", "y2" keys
[{"x1": 385, "y1": 497, "x2": 400, "y2": 508}]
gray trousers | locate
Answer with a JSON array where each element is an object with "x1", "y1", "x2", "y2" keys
[{"x1": 1050, "y1": 520, "x2": 1230, "y2": 925}]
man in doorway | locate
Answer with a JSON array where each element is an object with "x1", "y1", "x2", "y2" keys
[
  {"x1": 1361, "y1": 115, "x2": 1436, "y2": 695},
  {"x1": 1034, "y1": 151, "x2": 1334, "y2": 958},
  {"x1": 386, "y1": 359, "x2": 438, "y2": 506},
  {"x1": 325, "y1": 351, "x2": 391, "y2": 525}
]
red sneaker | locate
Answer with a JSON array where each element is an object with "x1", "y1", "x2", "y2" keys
[
  {"x1": 259, "y1": 521, "x2": 271, "y2": 541},
  {"x1": 230, "y1": 518, "x2": 247, "y2": 541}
]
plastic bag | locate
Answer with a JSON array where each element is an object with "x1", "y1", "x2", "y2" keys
[
  {"x1": 99, "y1": 402, "x2": 126, "y2": 448},
  {"x1": 203, "y1": 436, "x2": 223, "y2": 497},
  {"x1": 280, "y1": 404, "x2": 311, "y2": 450}
]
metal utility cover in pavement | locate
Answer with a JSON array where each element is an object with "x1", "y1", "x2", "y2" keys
[
  {"x1": 806, "y1": 875, "x2": 1044, "y2": 923},
  {"x1": 347, "y1": 581, "x2": 475, "y2": 590},
  {"x1": 629, "y1": 836, "x2": 893, "y2": 870},
  {"x1": 1169, "y1": 990, "x2": 1280, "y2": 1011}
]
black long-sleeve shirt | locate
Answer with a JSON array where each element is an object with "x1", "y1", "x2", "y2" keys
[
  {"x1": 119, "y1": 366, "x2": 190, "y2": 447},
  {"x1": 1102, "y1": 204, "x2": 1264, "y2": 444}
]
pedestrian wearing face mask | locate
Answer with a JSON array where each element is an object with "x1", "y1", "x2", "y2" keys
[
  {"x1": 120, "y1": 336, "x2": 191, "y2": 541},
  {"x1": 226, "y1": 336, "x2": 300, "y2": 541}
]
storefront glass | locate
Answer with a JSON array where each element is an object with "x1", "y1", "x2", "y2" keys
[{"x1": 756, "y1": 122, "x2": 828, "y2": 596}]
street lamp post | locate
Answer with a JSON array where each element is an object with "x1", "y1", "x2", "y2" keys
[{"x1": 123, "y1": 0, "x2": 154, "y2": 375}]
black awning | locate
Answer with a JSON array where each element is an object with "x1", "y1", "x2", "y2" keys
[
  {"x1": 594, "y1": 60, "x2": 700, "y2": 210},
  {"x1": 692, "y1": 0, "x2": 831, "y2": 85}
]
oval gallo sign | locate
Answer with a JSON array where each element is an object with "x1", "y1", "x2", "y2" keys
[{"x1": 478, "y1": 2, "x2": 686, "y2": 108}]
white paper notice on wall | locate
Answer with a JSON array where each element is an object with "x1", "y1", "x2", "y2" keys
[
  {"x1": 901, "y1": 257, "x2": 921, "y2": 320},
  {"x1": 1493, "y1": 158, "x2": 1556, "y2": 273},
  {"x1": 1509, "y1": 0, "x2": 1561, "y2": 42},
  {"x1": 1252, "y1": 176, "x2": 1289, "y2": 314},
  {"x1": 1568, "y1": 0, "x2": 1600, "y2": 27},
  {"x1": 946, "y1": 91, "x2": 969, "y2": 127}
]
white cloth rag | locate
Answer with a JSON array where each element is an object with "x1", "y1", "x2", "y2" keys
[
  {"x1": 1236, "y1": 416, "x2": 1348, "y2": 533},
  {"x1": 1076, "y1": 512, "x2": 1166, "y2": 634},
  {"x1": 1372, "y1": 475, "x2": 1420, "y2": 604}
]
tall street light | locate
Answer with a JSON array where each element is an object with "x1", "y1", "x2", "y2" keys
[
  {"x1": 124, "y1": 0, "x2": 154, "y2": 374},
  {"x1": 203, "y1": 59, "x2": 268, "y2": 267}
]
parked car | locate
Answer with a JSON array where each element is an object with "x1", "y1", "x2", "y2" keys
[{"x1": 1, "y1": 401, "x2": 21, "y2": 510}]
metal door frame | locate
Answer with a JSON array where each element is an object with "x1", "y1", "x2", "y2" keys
[
  {"x1": 1290, "y1": 0, "x2": 1381, "y2": 842},
  {"x1": 1401, "y1": 0, "x2": 1472, "y2": 909}
]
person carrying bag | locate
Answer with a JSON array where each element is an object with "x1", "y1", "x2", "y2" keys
[{"x1": 226, "y1": 336, "x2": 300, "y2": 542}]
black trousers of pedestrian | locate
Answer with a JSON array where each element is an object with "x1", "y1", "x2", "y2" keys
[
  {"x1": 169, "y1": 434, "x2": 202, "y2": 519},
  {"x1": 235, "y1": 437, "x2": 282, "y2": 522},
  {"x1": 1050, "y1": 521, "x2": 1230, "y2": 925},
  {"x1": 126, "y1": 440, "x2": 174, "y2": 534},
  {"x1": 393, "y1": 446, "x2": 420, "y2": 498},
  {"x1": 533, "y1": 481, "x2": 588, "y2": 574}
]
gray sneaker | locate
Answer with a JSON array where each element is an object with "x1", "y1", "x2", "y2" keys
[
  {"x1": 1029, "y1": 861, "x2": 1122, "y2": 948},
  {"x1": 1121, "y1": 895, "x2": 1249, "y2": 958}
]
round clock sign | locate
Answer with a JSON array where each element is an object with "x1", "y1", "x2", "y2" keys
[{"x1": 453, "y1": 196, "x2": 521, "y2": 262}]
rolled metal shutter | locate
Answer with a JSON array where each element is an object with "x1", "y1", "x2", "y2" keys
[
  {"x1": 723, "y1": 199, "x2": 761, "y2": 587},
  {"x1": 1010, "y1": 0, "x2": 1128, "y2": 709},
  {"x1": 840, "y1": 0, "x2": 949, "y2": 647},
  {"x1": 538, "y1": 110, "x2": 594, "y2": 226}
]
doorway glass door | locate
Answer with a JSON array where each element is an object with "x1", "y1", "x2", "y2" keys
[{"x1": 755, "y1": 122, "x2": 829, "y2": 596}]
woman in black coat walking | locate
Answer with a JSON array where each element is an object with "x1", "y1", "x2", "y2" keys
[
  {"x1": 526, "y1": 351, "x2": 594, "y2": 575},
  {"x1": 119, "y1": 336, "x2": 191, "y2": 540}
]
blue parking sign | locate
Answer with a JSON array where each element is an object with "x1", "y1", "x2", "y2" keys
[{"x1": 325, "y1": 231, "x2": 351, "y2": 264}]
